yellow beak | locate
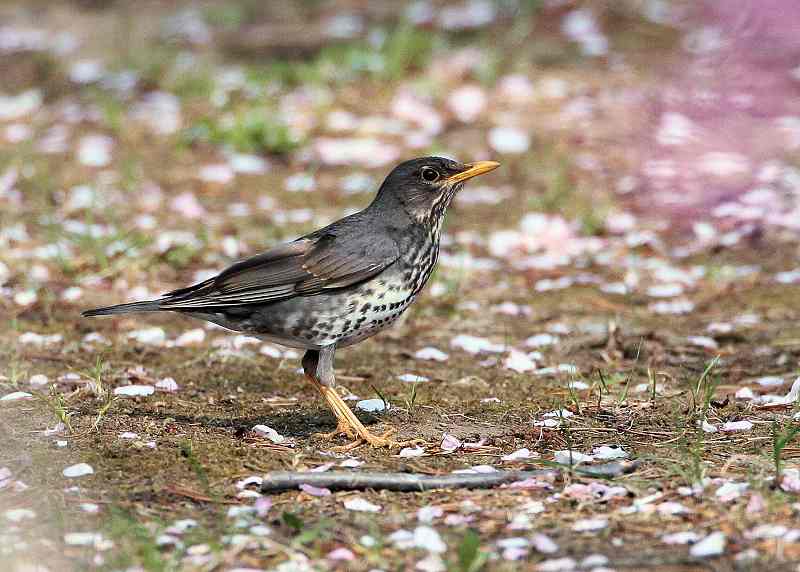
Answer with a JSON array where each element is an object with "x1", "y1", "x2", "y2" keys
[{"x1": 445, "y1": 161, "x2": 500, "y2": 184}]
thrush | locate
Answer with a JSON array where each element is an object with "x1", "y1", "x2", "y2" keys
[{"x1": 82, "y1": 157, "x2": 500, "y2": 449}]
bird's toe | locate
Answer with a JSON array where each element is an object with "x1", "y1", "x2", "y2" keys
[
  {"x1": 314, "y1": 420, "x2": 358, "y2": 441},
  {"x1": 331, "y1": 428, "x2": 425, "y2": 451}
]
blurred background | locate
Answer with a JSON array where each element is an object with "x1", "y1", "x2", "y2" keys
[{"x1": 2, "y1": 0, "x2": 799, "y2": 309}]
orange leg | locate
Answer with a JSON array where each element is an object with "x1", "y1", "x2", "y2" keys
[{"x1": 305, "y1": 375, "x2": 421, "y2": 450}]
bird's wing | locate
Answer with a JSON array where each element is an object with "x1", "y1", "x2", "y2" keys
[{"x1": 158, "y1": 232, "x2": 399, "y2": 308}]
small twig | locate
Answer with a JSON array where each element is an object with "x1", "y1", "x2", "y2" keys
[
  {"x1": 164, "y1": 485, "x2": 238, "y2": 504},
  {"x1": 21, "y1": 353, "x2": 71, "y2": 363},
  {"x1": 335, "y1": 374, "x2": 367, "y2": 382},
  {"x1": 262, "y1": 470, "x2": 553, "y2": 492},
  {"x1": 260, "y1": 461, "x2": 639, "y2": 492}
]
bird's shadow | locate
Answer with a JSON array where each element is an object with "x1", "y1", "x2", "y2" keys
[{"x1": 121, "y1": 407, "x2": 379, "y2": 439}]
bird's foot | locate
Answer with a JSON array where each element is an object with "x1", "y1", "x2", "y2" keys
[
  {"x1": 332, "y1": 427, "x2": 425, "y2": 451},
  {"x1": 314, "y1": 383, "x2": 425, "y2": 451},
  {"x1": 314, "y1": 420, "x2": 357, "y2": 440}
]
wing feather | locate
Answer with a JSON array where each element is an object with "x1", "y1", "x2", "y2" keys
[{"x1": 157, "y1": 232, "x2": 398, "y2": 309}]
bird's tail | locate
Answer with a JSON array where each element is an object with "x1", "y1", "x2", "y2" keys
[{"x1": 81, "y1": 300, "x2": 163, "y2": 317}]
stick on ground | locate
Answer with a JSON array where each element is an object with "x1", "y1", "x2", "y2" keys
[{"x1": 260, "y1": 461, "x2": 639, "y2": 492}]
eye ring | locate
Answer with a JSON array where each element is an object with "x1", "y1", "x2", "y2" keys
[{"x1": 420, "y1": 167, "x2": 440, "y2": 183}]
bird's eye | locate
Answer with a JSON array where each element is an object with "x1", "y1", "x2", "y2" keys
[{"x1": 420, "y1": 167, "x2": 439, "y2": 183}]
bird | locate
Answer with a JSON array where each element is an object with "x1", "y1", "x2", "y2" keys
[{"x1": 82, "y1": 157, "x2": 500, "y2": 449}]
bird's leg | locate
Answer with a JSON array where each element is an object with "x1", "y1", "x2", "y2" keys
[
  {"x1": 302, "y1": 347, "x2": 422, "y2": 449},
  {"x1": 303, "y1": 349, "x2": 356, "y2": 440},
  {"x1": 313, "y1": 389, "x2": 357, "y2": 440}
]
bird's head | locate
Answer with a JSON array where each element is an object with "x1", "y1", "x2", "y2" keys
[{"x1": 372, "y1": 157, "x2": 500, "y2": 225}]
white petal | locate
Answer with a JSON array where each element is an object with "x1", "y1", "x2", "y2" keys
[
  {"x1": 114, "y1": 385, "x2": 155, "y2": 397},
  {"x1": 690, "y1": 532, "x2": 726, "y2": 557},
  {"x1": 343, "y1": 497, "x2": 381, "y2": 512},
  {"x1": 63, "y1": 463, "x2": 94, "y2": 478}
]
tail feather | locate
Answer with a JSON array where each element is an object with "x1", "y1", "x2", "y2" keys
[{"x1": 81, "y1": 300, "x2": 163, "y2": 317}]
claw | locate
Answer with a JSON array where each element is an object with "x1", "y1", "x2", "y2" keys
[
  {"x1": 332, "y1": 430, "x2": 425, "y2": 452},
  {"x1": 306, "y1": 376, "x2": 425, "y2": 451},
  {"x1": 314, "y1": 420, "x2": 357, "y2": 440}
]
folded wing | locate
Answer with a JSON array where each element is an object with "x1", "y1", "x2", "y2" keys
[{"x1": 158, "y1": 232, "x2": 399, "y2": 309}]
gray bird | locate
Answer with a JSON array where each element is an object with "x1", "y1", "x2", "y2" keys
[{"x1": 82, "y1": 157, "x2": 500, "y2": 448}]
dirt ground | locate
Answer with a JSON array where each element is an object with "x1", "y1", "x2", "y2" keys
[{"x1": 2, "y1": 1, "x2": 800, "y2": 571}]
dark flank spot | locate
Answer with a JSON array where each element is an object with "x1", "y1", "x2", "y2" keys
[
  {"x1": 292, "y1": 329, "x2": 302, "y2": 337},
  {"x1": 361, "y1": 303, "x2": 371, "y2": 314}
]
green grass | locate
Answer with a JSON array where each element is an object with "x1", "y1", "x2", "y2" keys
[
  {"x1": 404, "y1": 382, "x2": 420, "y2": 416},
  {"x1": 691, "y1": 356, "x2": 720, "y2": 418},
  {"x1": 242, "y1": 24, "x2": 441, "y2": 88},
  {"x1": 181, "y1": 109, "x2": 301, "y2": 155},
  {"x1": 32, "y1": 386, "x2": 75, "y2": 434},
  {"x1": 524, "y1": 146, "x2": 610, "y2": 235},
  {"x1": 104, "y1": 509, "x2": 171, "y2": 572},
  {"x1": 772, "y1": 421, "x2": 800, "y2": 483},
  {"x1": 179, "y1": 440, "x2": 213, "y2": 497},
  {"x1": 455, "y1": 529, "x2": 489, "y2": 572},
  {"x1": 672, "y1": 433, "x2": 707, "y2": 487},
  {"x1": 204, "y1": 3, "x2": 248, "y2": 30}
]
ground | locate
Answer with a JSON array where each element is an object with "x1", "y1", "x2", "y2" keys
[{"x1": 2, "y1": 1, "x2": 800, "y2": 571}]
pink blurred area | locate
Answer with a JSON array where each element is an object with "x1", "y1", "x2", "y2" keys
[{"x1": 631, "y1": 0, "x2": 800, "y2": 229}]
